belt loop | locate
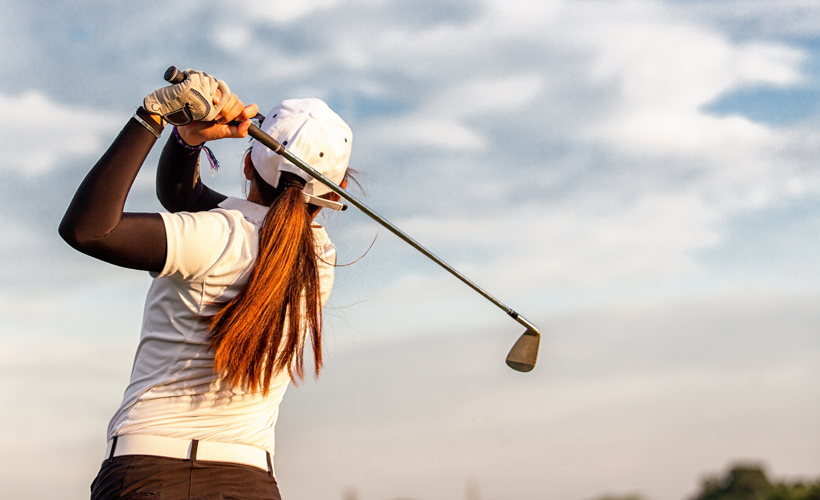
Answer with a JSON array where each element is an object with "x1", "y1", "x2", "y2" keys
[
  {"x1": 266, "y1": 451, "x2": 273, "y2": 477},
  {"x1": 189, "y1": 439, "x2": 199, "y2": 461},
  {"x1": 108, "y1": 436, "x2": 119, "y2": 460}
]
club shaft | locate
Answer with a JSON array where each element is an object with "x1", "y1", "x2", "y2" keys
[{"x1": 248, "y1": 124, "x2": 539, "y2": 335}]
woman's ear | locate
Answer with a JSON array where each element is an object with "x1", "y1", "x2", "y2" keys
[
  {"x1": 324, "y1": 178, "x2": 347, "y2": 203},
  {"x1": 243, "y1": 153, "x2": 254, "y2": 181}
]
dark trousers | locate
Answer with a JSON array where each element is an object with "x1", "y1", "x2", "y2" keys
[{"x1": 91, "y1": 455, "x2": 282, "y2": 500}]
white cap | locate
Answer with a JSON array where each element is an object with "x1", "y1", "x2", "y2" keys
[{"x1": 250, "y1": 98, "x2": 352, "y2": 210}]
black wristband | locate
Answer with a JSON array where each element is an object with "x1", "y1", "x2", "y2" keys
[{"x1": 134, "y1": 107, "x2": 166, "y2": 137}]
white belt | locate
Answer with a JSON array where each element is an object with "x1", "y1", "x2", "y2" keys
[{"x1": 106, "y1": 435, "x2": 273, "y2": 476}]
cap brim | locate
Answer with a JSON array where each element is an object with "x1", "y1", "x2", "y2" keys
[{"x1": 302, "y1": 193, "x2": 347, "y2": 211}]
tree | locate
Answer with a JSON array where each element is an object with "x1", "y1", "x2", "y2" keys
[{"x1": 691, "y1": 464, "x2": 820, "y2": 500}]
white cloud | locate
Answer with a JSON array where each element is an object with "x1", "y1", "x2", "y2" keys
[
  {"x1": 575, "y1": 5, "x2": 806, "y2": 160},
  {"x1": 735, "y1": 42, "x2": 805, "y2": 85},
  {"x1": 485, "y1": 0, "x2": 564, "y2": 28},
  {"x1": 238, "y1": 0, "x2": 350, "y2": 24},
  {"x1": 529, "y1": 1, "x2": 820, "y2": 215},
  {"x1": 0, "y1": 91, "x2": 120, "y2": 174},
  {"x1": 431, "y1": 75, "x2": 544, "y2": 118},
  {"x1": 213, "y1": 25, "x2": 252, "y2": 53},
  {"x1": 679, "y1": 0, "x2": 820, "y2": 37},
  {"x1": 331, "y1": 0, "x2": 820, "y2": 306},
  {"x1": 363, "y1": 115, "x2": 486, "y2": 150},
  {"x1": 392, "y1": 193, "x2": 720, "y2": 290},
  {"x1": 359, "y1": 74, "x2": 542, "y2": 150},
  {"x1": 601, "y1": 110, "x2": 775, "y2": 155}
]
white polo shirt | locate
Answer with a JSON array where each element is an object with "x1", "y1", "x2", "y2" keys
[{"x1": 106, "y1": 197, "x2": 336, "y2": 473}]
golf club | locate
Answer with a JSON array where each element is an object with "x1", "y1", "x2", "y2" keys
[{"x1": 164, "y1": 66, "x2": 541, "y2": 372}]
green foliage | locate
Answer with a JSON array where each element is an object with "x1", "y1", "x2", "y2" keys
[{"x1": 691, "y1": 464, "x2": 820, "y2": 500}]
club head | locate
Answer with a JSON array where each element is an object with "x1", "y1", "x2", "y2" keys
[{"x1": 505, "y1": 328, "x2": 540, "y2": 372}]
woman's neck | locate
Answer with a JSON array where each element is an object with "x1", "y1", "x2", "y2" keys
[{"x1": 247, "y1": 182, "x2": 321, "y2": 221}]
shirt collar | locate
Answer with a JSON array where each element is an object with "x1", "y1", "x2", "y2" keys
[
  {"x1": 218, "y1": 196, "x2": 269, "y2": 225},
  {"x1": 217, "y1": 196, "x2": 328, "y2": 232}
]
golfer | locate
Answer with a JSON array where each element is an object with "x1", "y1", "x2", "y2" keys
[{"x1": 60, "y1": 71, "x2": 353, "y2": 500}]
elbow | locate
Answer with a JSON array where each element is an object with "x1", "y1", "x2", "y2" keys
[
  {"x1": 58, "y1": 215, "x2": 100, "y2": 253},
  {"x1": 58, "y1": 216, "x2": 84, "y2": 250}
]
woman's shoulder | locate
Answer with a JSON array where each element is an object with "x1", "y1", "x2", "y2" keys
[
  {"x1": 214, "y1": 196, "x2": 269, "y2": 227},
  {"x1": 157, "y1": 202, "x2": 261, "y2": 282}
]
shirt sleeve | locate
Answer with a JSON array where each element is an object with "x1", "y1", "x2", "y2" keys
[{"x1": 156, "y1": 210, "x2": 233, "y2": 281}]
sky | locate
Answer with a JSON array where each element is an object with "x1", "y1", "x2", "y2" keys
[{"x1": 0, "y1": 1, "x2": 818, "y2": 499}]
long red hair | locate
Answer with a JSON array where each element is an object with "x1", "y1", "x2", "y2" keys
[{"x1": 205, "y1": 168, "x2": 325, "y2": 394}]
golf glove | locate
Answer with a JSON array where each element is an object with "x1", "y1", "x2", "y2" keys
[{"x1": 143, "y1": 70, "x2": 231, "y2": 126}]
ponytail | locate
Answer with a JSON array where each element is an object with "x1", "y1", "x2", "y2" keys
[{"x1": 205, "y1": 171, "x2": 323, "y2": 394}]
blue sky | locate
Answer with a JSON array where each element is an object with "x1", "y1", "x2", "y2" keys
[{"x1": 0, "y1": 1, "x2": 818, "y2": 499}]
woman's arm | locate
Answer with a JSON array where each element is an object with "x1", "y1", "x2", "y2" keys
[
  {"x1": 156, "y1": 94, "x2": 258, "y2": 213},
  {"x1": 156, "y1": 131, "x2": 228, "y2": 213},
  {"x1": 59, "y1": 93, "x2": 257, "y2": 272},
  {"x1": 59, "y1": 108, "x2": 168, "y2": 272}
]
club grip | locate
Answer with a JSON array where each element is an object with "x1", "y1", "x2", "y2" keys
[{"x1": 164, "y1": 66, "x2": 184, "y2": 84}]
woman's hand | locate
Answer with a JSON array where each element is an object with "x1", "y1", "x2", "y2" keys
[
  {"x1": 144, "y1": 70, "x2": 230, "y2": 125},
  {"x1": 177, "y1": 91, "x2": 259, "y2": 146}
]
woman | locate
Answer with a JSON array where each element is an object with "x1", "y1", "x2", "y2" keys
[{"x1": 60, "y1": 71, "x2": 353, "y2": 500}]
